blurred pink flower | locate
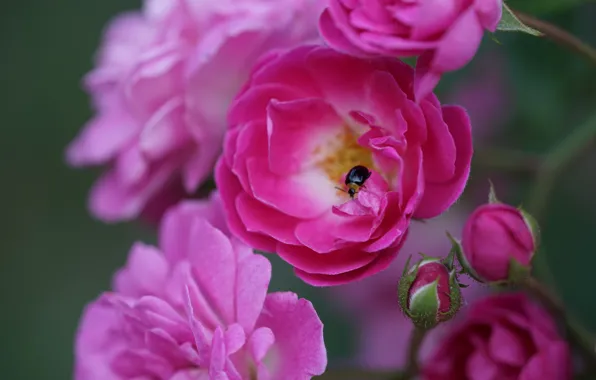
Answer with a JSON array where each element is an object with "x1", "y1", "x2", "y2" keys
[
  {"x1": 422, "y1": 293, "x2": 572, "y2": 380},
  {"x1": 75, "y1": 194, "x2": 327, "y2": 379},
  {"x1": 447, "y1": 51, "x2": 511, "y2": 143},
  {"x1": 215, "y1": 45, "x2": 473, "y2": 286},
  {"x1": 66, "y1": 0, "x2": 323, "y2": 222},
  {"x1": 329, "y1": 209, "x2": 488, "y2": 369},
  {"x1": 319, "y1": 0, "x2": 503, "y2": 99}
]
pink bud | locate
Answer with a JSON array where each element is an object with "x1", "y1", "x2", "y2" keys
[
  {"x1": 462, "y1": 204, "x2": 537, "y2": 282},
  {"x1": 398, "y1": 258, "x2": 461, "y2": 329}
]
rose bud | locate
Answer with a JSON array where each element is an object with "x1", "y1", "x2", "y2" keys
[
  {"x1": 460, "y1": 203, "x2": 539, "y2": 283},
  {"x1": 398, "y1": 256, "x2": 461, "y2": 330}
]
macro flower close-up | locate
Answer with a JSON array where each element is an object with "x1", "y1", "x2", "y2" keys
[
  {"x1": 75, "y1": 195, "x2": 327, "y2": 379},
  {"x1": 65, "y1": 0, "x2": 323, "y2": 222},
  {"x1": 319, "y1": 0, "x2": 503, "y2": 99},
  {"x1": 7, "y1": 0, "x2": 596, "y2": 379},
  {"x1": 216, "y1": 45, "x2": 473, "y2": 286}
]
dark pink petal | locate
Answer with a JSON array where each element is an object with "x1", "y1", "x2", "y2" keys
[
  {"x1": 277, "y1": 243, "x2": 378, "y2": 275},
  {"x1": 236, "y1": 193, "x2": 301, "y2": 246},
  {"x1": 295, "y1": 241, "x2": 402, "y2": 286},
  {"x1": 413, "y1": 105, "x2": 472, "y2": 219},
  {"x1": 419, "y1": 100, "x2": 457, "y2": 182},
  {"x1": 474, "y1": 0, "x2": 503, "y2": 31},
  {"x1": 488, "y1": 323, "x2": 530, "y2": 367},
  {"x1": 414, "y1": 51, "x2": 443, "y2": 102},
  {"x1": 214, "y1": 159, "x2": 277, "y2": 253},
  {"x1": 228, "y1": 84, "x2": 305, "y2": 127},
  {"x1": 465, "y1": 349, "x2": 500, "y2": 380}
]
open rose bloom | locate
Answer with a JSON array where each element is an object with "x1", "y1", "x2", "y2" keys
[
  {"x1": 216, "y1": 45, "x2": 473, "y2": 286},
  {"x1": 75, "y1": 194, "x2": 327, "y2": 379},
  {"x1": 66, "y1": 0, "x2": 322, "y2": 222},
  {"x1": 319, "y1": 0, "x2": 503, "y2": 99},
  {"x1": 423, "y1": 293, "x2": 572, "y2": 380}
]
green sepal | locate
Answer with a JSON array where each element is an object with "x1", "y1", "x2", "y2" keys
[
  {"x1": 519, "y1": 208, "x2": 541, "y2": 250},
  {"x1": 508, "y1": 257, "x2": 531, "y2": 283},
  {"x1": 446, "y1": 231, "x2": 485, "y2": 283},
  {"x1": 496, "y1": 3, "x2": 542, "y2": 36},
  {"x1": 488, "y1": 179, "x2": 501, "y2": 204},
  {"x1": 408, "y1": 279, "x2": 441, "y2": 330}
]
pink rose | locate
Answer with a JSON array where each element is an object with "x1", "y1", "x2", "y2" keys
[
  {"x1": 319, "y1": 0, "x2": 503, "y2": 99},
  {"x1": 462, "y1": 203, "x2": 537, "y2": 282},
  {"x1": 74, "y1": 195, "x2": 327, "y2": 379},
  {"x1": 329, "y1": 210, "x2": 487, "y2": 369},
  {"x1": 216, "y1": 45, "x2": 473, "y2": 286},
  {"x1": 422, "y1": 293, "x2": 572, "y2": 380},
  {"x1": 66, "y1": 0, "x2": 323, "y2": 222}
]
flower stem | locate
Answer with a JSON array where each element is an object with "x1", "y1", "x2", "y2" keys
[
  {"x1": 527, "y1": 111, "x2": 596, "y2": 222},
  {"x1": 403, "y1": 327, "x2": 428, "y2": 379},
  {"x1": 523, "y1": 277, "x2": 596, "y2": 370},
  {"x1": 513, "y1": 10, "x2": 596, "y2": 67}
]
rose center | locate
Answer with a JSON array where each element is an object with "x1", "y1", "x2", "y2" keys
[{"x1": 313, "y1": 126, "x2": 375, "y2": 188}]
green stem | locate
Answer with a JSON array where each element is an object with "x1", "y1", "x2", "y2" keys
[
  {"x1": 403, "y1": 327, "x2": 429, "y2": 379},
  {"x1": 527, "y1": 112, "x2": 596, "y2": 222},
  {"x1": 523, "y1": 277, "x2": 596, "y2": 370},
  {"x1": 514, "y1": 10, "x2": 596, "y2": 67}
]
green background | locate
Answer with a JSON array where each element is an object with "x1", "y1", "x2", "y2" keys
[{"x1": 1, "y1": 0, "x2": 595, "y2": 378}]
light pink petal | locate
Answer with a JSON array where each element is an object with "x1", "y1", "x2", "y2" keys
[
  {"x1": 474, "y1": 0, "x2": 503, "y2": 31},
  {"x1": 187, "y1": 219, "x2": 236, "y2": 325},
  {"x1": 249, "y1": 327, "x2": 275, "y2": 363},
  {"x1": 319, "y1": 9, "x2": 370, "y2": 57},
  {"x1": 139, "y1": 97, "x2": 190, "y2": 160},
  {"x1": 432, "y1": 7, "x2": 484, "y2": 73},
  {"x1": 214, "y1": 158, "x2": 278, "y2": 252},
  {"x1": 235, "y1": 250, "x2": 272, "y2": 333},
  {"x1": 182, "y1": 136, "x2": 221, "y2": 192},
  {"x1": 255, "y1": 292, "x2": 327, "y2": 378},
  {"x1": 88, "y1": 157, "x2": 181, "y2": 222},
  {"x1": 209, "y1": 328, "x2": 229, "y2": 379},
  {"x1": 113, "y1": 242, "x2": 169, "y2": 297},
  {"x1": 224, "y1": 324, "x2": 246, "y2": 355},
  {"x1": 159, "y1": 196, "x2": 228, "y2": 263},
  {"x1": 413, "y1": 105, "x2": 472, "y2": 219},
  {"x1": 247, "y1": 158, "x2": 336, "y2": 219},
  {"x1": 115, "y1": 145, "x2": 148, "y2": 186},
  {"x1": 410, "y1": 0, "x2": 459, "y2": 39},
  {"x1": 66, "y1": 109, "x2": 138, "y2": 167},
  {"x1": 267, "y1": 98, "x2": 344, "y2": 175}
]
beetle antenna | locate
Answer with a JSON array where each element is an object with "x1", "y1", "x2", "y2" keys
[{"x1": 335, "y1": 186, "x2": 347, "y2": 193}]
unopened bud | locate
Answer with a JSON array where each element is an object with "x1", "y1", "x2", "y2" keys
[{"x1": 398, "y1": 256, "x2": 462, "y2": 330}]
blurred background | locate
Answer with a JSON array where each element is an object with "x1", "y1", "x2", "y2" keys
[{"x1": 1, "y1": 0, "x2": 596, "y2": 378}]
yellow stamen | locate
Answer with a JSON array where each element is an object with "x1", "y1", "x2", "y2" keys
[{"x1": 313, "y1": 127, "x2": 375, "y2": 187}]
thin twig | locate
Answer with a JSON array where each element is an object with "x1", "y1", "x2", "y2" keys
[
  {"x1": 514, "y1": 10, "x2": 596, "y2": 67},
  {"x1": 403, "y1": 328, "x2": 428, "y2": 379}
]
